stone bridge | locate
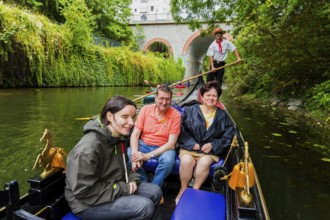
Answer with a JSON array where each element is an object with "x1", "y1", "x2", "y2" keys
[{"x1": 129, "y1": 21, "x2": 233, "y2": 79}]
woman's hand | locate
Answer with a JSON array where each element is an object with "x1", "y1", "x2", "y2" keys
[
  {"x1": 129, "y1": 181, "x2": 137, "y2": 194},
  {"x1": 192, "y1": 143, "x2": 200, "y2": 151},
  {"x1": 201, "y1": 143, "x2": 212, "y2": 153}
]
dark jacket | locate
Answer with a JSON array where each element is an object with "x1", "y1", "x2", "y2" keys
[
  {"x1": 65, "y1": 119, "x2": 140, "y2": 213},
  {"x1": 178, "y1": 104, "x2": 236, "y2": 155}
]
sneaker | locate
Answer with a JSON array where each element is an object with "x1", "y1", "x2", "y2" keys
[
  {"x1": 175, "y1": 198, "x2": 180, "y2": 205},
  {"x1": 159, "y1": 197, "x2": 165, "y2": 205}
]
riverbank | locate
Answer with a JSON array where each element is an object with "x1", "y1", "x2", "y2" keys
[{"x1": 234, "y1": 94, "x2": 330, "y2": 138}]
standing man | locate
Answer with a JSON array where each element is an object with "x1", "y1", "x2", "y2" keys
[
  {"x1": 207, "y1": 27, "x2": 241, "y2": 84},
  {"x1": 128, "y1": 86, "x2": 181, "y2": 204}
]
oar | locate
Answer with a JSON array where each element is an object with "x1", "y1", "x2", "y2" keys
[
  {"x1": 132, "y1": 60, "x2": 243, "y2": 102},
  {"x1": 75, "y1": 60, "x2": 243, "y2": 120}
]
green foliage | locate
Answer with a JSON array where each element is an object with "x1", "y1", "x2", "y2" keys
[
  {"x1": 305, "y1": 80, "x2": 330, "y2": 113},
  {"x1": 5, "y1": 0, "x2": 135, "y2": 45},
  {"x1": 171, "y1": 0, "x2": 330, "y2": 98},
  {"x1": 84, "y1": 0, "x2": 134, "y2": 44},
  {"x1": 58, "y1": 0, "x2": 95, "y2": 49},
  {"x1": 0, "y1": 3, "x2": 184, "y2": 87}
]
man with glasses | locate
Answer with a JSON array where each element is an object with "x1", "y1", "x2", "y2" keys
[
  {"x1": 206, "y1": 27, "x2": 241, "y2": 84},
  {"x1": 128, "y1": 86, "x2": 181, "y2": 205}
]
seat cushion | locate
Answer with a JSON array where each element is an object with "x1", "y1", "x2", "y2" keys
[
  {"x1": 61, "y1": 212, "x2": 82, "y2": 220},
  {"x1": 171, "y1": 188, "x2": 226, "y2": 220}
]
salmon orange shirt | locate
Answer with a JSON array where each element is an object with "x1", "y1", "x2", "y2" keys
[{"x1": 134, "y1": 104, "x2": 181, "y2": 147}]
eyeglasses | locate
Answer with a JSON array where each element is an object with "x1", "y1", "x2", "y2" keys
[
  {"x1": 158, "y1": 97, "x2": 171, "y2": 102},
  {"x1": 215, "y1": 32, "x2": 222, "y2": 35}
]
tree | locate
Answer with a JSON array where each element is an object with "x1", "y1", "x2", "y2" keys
[
  {"x1": 171, "y1": 0, "x2": 330, "y2": 98},
  {"x1": 5, "y1": 0, "x2": 135, "y2": 44},
  {"x1": 85, "y1": 0, "x2": 134, "y2": 44}
]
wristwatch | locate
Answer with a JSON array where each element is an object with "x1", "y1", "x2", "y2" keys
[{"x1": 149, "y1": 153, "x2": 154, "y2": 159}]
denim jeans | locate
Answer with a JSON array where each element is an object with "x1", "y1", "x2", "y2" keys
[
  {"x1": 128, "y1": 140, "x2": 175, "y2": 188},
  {"x1": 76, "y1": 182, "x2": 162, "y2": 220}
]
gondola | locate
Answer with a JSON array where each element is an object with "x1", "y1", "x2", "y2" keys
[{"x1": 0, "y1": 63, "x2": 269, "y2": 220}]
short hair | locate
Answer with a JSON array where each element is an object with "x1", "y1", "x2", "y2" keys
[
  {"x1": 200, "y1": 81, "x2": 222, "y2": 98},
  {"x1": 156, "y1": 85, "x2": 173, "y2": 97},
  {"x1": 100, "y1": 96, "x2": 137, "y2": 126}
]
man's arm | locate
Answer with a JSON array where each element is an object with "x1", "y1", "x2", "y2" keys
[
  {"x1": 210, "y1": 56, "x2": 216, "y2": 71},
  {"x1": 130, "y1": 127, "x2": 142, "y2": 171},
  {"x1": 130, "y1": 127, "x2": 141, "y2": 155},
  {"x1": 146, "y1": 134, "x2": 178, "y2": 159},
  {"x1": 131, "y1": 134, "x2": 179, "y2": 161},
  {"x1": 233, "y1": 49, "x2": 241, "y2": 62}
]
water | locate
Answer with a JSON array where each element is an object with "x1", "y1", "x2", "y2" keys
[
  {"x1": 222, "y1": 101, "x2": 330, "y2": 219},
  {"x1": 0, "y1": 87, "x2": 329, "y2": 220}
]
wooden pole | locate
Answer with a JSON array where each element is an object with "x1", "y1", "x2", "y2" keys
[
  {"x1": 75, "y1": 60, "x2": 242, "y2": 120},
  {"x1": 133, "y1": 60, "x2": 242, "y2": 102}
]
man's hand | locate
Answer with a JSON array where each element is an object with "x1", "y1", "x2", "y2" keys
[
  {"x1": 132, "y1": 161, "x2": 142, "y2": 172},
  {"x1": 132, "y1": 151, "x2": 150, "y2": 162},
  {"x1": 236, "y1": 57, "x2": 242, "y2": 63}
]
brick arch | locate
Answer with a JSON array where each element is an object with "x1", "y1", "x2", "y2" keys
[
  {"x1": 143, "y1": 38, "x2": 173, "y2": 54},
  {"x1": 182, "y1": 31, "x2": 201, "y2": 55}
]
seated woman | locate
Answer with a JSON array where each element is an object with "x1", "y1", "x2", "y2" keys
[
  {"x1": 175, "y1": 81, "x2": 235, "y2": 204},
  {"x1": 65, "y1": 96, "x2": 162, "y2": 220}
]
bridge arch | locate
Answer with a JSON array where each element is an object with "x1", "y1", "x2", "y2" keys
[
  {"x1": 130, "y1": 23, "x2": 232, "y2": 79},
  {"x1": 182, "y1": 31, "x2": 201, "y2": 56},
  {"x1": 143, "y1": 38, "x2": 173, "y2": 55}
]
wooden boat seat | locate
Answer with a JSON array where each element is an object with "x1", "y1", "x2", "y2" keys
[
  {"x1": 143, "y1": 154, "x2": 224, "y2": 176},
  {"x1": 171, "y1": 188, "x2": 226, "y2": 220}
]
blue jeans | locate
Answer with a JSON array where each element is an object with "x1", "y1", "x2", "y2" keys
[
  {"x1": 76, "y1": 182, "x2": 162, "y2": 220},
  {"x1": 128, "y1": 140, "x2": 175, "y2": 188}
]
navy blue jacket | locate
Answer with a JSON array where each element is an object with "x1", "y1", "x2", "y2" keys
[{"x1": 178, "y1": 104, "x2": 236, "y2": 155}]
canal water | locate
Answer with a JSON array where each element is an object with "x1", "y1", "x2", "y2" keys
[{"x1": 0, "y1": 86, "x2": 329, "y2": 220}]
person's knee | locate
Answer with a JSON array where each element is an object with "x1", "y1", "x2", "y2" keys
[
  {"x1": 159, "y1": 151, "x2": 175, "y2": 164},
  {"x1": 197, "y1": 156, "x2": 214, "y2": 168},
  {"x1": 181, "y1": 155, "x2": 196, "y2": 167},
  {"x1": 136, "y1": 199, "x2": 154, "y2": 219}
]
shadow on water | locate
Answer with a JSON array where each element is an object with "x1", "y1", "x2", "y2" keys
[{"x1": 0, "y1": 86, "x2": 329, "y2": 220}]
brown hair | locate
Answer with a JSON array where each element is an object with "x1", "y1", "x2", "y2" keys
[
  {"x1": 100, "y1": 96, "x2": 136, "y2": 126},
  {"x1": 200, "y1": 81, "x2": 222, "y2": 98},
  {"x1": 156, "y1": 85, "x2": 173, "y2": 97}
]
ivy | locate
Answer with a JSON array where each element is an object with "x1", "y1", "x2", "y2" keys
[{"x1": 0, "y1": 3, "x2": 184, "y2": 87}]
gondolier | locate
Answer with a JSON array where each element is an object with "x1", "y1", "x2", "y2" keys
[{"x1": 207, "y1": 27, "x2": 241, "y2": 84}]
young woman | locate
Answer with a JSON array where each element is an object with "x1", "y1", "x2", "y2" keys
[
  {"x1": 65, "y1": 96, "x2": 162, "y2": 219},
  {"x1": 175, "y1": 82, "x2": 235, "y2": 204}
]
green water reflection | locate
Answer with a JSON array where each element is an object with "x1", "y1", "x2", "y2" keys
[{"x1": 0, "y1": 87, "x2": 329, "y2": 220}]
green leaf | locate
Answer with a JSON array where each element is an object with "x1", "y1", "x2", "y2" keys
[
  {"x1": 321, "y1": 158, "x2": 330, "y2": 162},
  {"x1": 271, "y1": 133, "x2": 282, "y2": 137}
]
